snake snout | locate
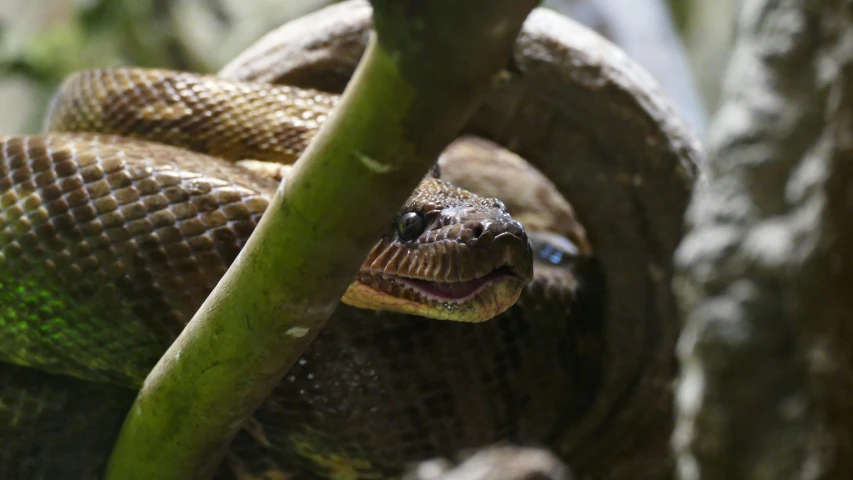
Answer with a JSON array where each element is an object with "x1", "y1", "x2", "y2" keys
[{"x1": 436, "y1": 207, "x2": 533, "y2": 284}]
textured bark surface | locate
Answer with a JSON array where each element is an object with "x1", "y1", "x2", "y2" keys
[{"x1": 674, "y1": 1, "x2": 853, "y2": 478}]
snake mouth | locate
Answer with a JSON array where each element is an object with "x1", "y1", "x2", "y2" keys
[
  {"x1": 392, "y1": 267, "x2": 517, "y2": 303},
  {"x1": 342, "y1": 260, "x2": 529, "y2": 323}
]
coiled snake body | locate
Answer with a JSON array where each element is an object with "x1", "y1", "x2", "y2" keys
[{"x1": 0, "y1": 70, "x2": 600, "y2": 479}]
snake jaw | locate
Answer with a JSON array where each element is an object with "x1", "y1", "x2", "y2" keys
[
  {"x1": 340, "y1": 244, "x2": 531, "y2": 323},
  {"x1": 342, "y1": 271, "x2": 528, "y2": 323}
]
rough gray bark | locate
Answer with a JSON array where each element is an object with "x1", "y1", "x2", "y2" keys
[{"x1": 674, "y1": 1, "x2": 853, "y2": 479}]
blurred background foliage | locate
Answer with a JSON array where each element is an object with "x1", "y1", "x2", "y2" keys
[{"x1": 0, "y1": 0, "x2": 736, "y2": 136}]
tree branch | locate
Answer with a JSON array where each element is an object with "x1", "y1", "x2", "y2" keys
[{"x1": 103, "y1": 1, "x2": 537, "y2": 478}]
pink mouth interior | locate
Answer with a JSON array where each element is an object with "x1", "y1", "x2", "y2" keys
[{"x1": 396, "y1": 269, "x2": 513, "y2": 302}]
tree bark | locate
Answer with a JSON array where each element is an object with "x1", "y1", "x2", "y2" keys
[{"x1": 674, "y1": 1, "x2": 853, "y2": 478}]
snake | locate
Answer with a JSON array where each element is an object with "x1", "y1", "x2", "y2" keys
[{"x1": 0, "y1": 68, "x2": 600, "y2": 480}]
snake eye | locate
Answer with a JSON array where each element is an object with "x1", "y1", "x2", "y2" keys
[
  {"x1": 529, "y1": 233, "x2": 580, "y2": 267},
  {"x1": 397, "y1": 212, "x2": 426, "y2": 241}
]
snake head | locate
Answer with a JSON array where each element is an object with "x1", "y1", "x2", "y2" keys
[{"x1": 342, "y1": 177, "x2": 533, "y2": 322}]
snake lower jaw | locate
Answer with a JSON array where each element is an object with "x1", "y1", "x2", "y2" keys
[{"x1": 341, "y1": 270, "x2": 527, "y2": 322}]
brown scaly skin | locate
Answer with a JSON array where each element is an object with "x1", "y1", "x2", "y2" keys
[
  {"x1": 0, "y1": 68, "x2": 601, "y2": 479},
  {"x1": 0, "y1": 134, "x2": 530, "y2": 384},
  {"x1": 45, "y1": 69, "x2": 335, "y2": 165},
  {"x1": 47, "y1": 69, "x2": 533, "y2": 324}
]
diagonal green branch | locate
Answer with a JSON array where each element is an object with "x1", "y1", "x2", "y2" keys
[{"x1": 104, "y1": 1, "x2": 538, "y2": 478}]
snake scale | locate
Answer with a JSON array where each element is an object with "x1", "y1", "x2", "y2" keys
[{"x1": 0, "y1": 59, "x2": 604, "y2": 479}]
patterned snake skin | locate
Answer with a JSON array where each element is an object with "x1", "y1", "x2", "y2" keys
[{"x1": 0, "y1": 67, "x2": 603, "y2": 479}]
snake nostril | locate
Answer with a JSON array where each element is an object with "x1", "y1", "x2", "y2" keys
[{"x1": 472, "y1": 224, "x2": 484, "y2": 238}]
